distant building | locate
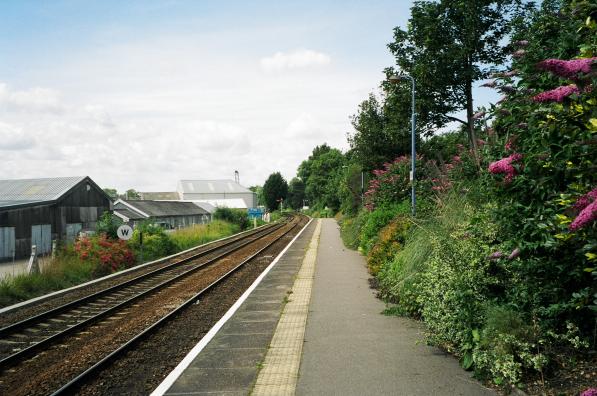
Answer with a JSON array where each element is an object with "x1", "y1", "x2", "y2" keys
[
  {"x1": 0, "y1": 176, "x2": 112, "y2": 261},
  {"x1": 138, "y1": 191, "x2": 180, "y2": 201},
  {"x1": 113, "y1": 199, "x2": 211, "y2": 228},
  {"x1": 177, "y1": 180, "x2": 257, "y2": 209}
]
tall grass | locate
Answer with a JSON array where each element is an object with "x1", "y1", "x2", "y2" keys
[
  {"x1": 0, "y1": 256, "x2": 95, "y2": 308},
  {"x1": 378, "y1": 193, "x2": 474, "y2": 316},
  {"x1": 169, "y1": 220, "x2": 239, "y2": 251}
]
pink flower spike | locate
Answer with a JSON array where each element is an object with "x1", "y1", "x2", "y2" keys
[
  {"x1": 513, "y1": 49, "x2": 526, "y2": 58},
  {"x1": 514, "y1": 40, "x2": 529, "y2": 47},
  {"x1": 533, "y1": 84, "x2": 580, "y2": 103},
  {"x1": 580, "y1": 388, "x2": 597, "y2": 396},
  {"x1": 573, "y1": 188, "x2": 597, "y2": 211},
  {"x1": 537, "y1": 58, "x2": 596, "y2": 79},
  {"x1": 481, "y1": 80, "x2": 497, "y2": 88},
  {"x1": 508, "y1": 248, "x2": 520, "y2": 260},
  {"x1": 488, "y1": 251, "x2": 503, "y2": 261},
  {"x1": 473, "y1": 111, "x2": 486, "y2": 120},
  {"x1": 570, "y1": 200, "x2": 597, "y2": 231},
  {"x1": 488, "y1": 153, "x2": 523, "y2": 183},
  {"x1": 504, "y1": 70, "x2": 519, "y2": 77}
]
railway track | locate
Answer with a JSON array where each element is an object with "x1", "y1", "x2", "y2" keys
[{"x1": 0, "y1": 214, "x2": 306, "y2": 396}]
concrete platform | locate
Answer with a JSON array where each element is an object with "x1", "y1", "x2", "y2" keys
[
  {"x1": 154, "y1": 218, "x2": 496, "y2": 395},
  {"x1": 153, "y1": 219, "x2": 317, "y2": 396},
  {"x1": 295, "y1": 219, "x2": 495, "y2": 395}
]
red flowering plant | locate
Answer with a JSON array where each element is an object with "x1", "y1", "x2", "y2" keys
[
  {"x1": 363, "y1": 153, "x2": 467, "y2": 212},
  {"x1": 73, "y1": 234, "x2": 136, "y2": 277}
]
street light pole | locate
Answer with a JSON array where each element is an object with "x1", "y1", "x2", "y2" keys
[{"x1": 389, "y1": 74, "x2": 416, "y2": 217}]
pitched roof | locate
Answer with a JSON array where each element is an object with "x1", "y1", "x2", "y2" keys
[
  {"x1": 118, "y1": 200, "x2": 209, "y2": 217},
  {"x1": 138, "y1": 191, "x2": 180, "y2": 200},
  {"x1": 0, "y1": 176, "x2": 93, "y2": 208},
  {"x1": 178, "y1": 180, "x2": 252, "y2": 194}
]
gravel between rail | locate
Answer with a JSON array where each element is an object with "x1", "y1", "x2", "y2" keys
[
  {"x1": 0, "y1": 224, "x2": 277, "y2": 328},
  {"x1": 0, "y1": 216, "x2": 306, "y2": 396}
]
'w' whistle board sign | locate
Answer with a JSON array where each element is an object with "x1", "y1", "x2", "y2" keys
[{"x1": 117, "y1": 225, "x2": 134, "y2": 240}]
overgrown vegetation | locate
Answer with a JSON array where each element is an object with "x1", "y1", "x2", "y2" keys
[
  {"x1": 0, "y1": 217, "x2": 241, "y2": 308},
  {"x1": 283, "y1": 1, "x2": 597, "y2": 393}
]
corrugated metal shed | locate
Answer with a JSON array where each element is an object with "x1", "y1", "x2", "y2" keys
[
  {"x1": 0, "y1": 176, "x2": 87, "y2": 208},
  {"x1": 193, "y1": 201, "x2": 216, "y2": 214},
  {"x1": 178, "y1": 180, "x2": 252, "y2": 194}
]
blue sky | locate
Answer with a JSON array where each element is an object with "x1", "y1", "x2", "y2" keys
[{"x1": 0, "y1": 1, "x2": 497, "y2": 191}]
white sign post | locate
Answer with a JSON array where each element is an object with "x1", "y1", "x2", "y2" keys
[{"x1": 117, "y1": 225, "x2": 134, "y2": 240}]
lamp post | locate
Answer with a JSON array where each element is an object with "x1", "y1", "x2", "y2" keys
[{"x1": 389, "y1": 73, "x2": 416, "y2": 217}]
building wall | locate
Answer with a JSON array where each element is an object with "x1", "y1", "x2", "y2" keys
[
  {"x1": 0, "y1": 180, "x2": 111, "y2": 260},
  {"x1": 180, "y1": 192, "x2": 256, "y2": 208}
]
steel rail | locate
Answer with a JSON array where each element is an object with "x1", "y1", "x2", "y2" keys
[
  {"x1": 0, "y1": 220, "x2": 289, "y2": 370},
  {"x1": 0, "y1": 221, "x2": 281, "y2": 338},
  {"x1": 50, "y1": 216, "x2": 300, "y2": 396}
]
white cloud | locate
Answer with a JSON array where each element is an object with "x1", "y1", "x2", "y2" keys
[
  {"x1": 0, "y1": 83, "x2": 64, "y2": 113},
  {"x1": 260, "y1": 49, "x2": 331, "y2": 72},
  {"x1": 0, "y1": 122, "x2": 35, "y2": 151}
]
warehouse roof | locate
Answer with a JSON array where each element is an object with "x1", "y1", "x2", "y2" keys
[
  {"x1": 138, "y1": 191, "x2": 180, "y2": 200},
  {"x1": 178, "y1": 180, "x2": 252, "y2": 194},
  {"x1": 0, "y1": 176, "x2": 107, "y2": 209},
  {"x1": 116, "y1": 199, "x2": 210, "y2": 217}
]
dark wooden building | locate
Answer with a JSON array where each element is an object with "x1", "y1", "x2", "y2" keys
[{"x1": 0, "y1": 176, "x2": 112, "y2": 261}]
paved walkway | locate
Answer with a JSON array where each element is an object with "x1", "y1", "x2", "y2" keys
[
  {"x1": 296, "y1": 219, "x2": 494, "y2": 395},
  {"x1": 0, "y1": 258, "x2": 50, "y2": 280}
]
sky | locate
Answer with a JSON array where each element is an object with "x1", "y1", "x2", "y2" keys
[{"x1": 0, "y1": 0, "x2": 498, "y2": 192}]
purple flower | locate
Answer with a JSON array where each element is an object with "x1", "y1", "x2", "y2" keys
[
  {"x1": 498, "y1": 108, "x2": 512, "y2": 116},
  {"x1": 488, "y1": 153, "x2": 523, "y2": 183},
  {"x1": 512, "y1": 49, "x2": 526, "y2": 58},
  {"x1": 488, "y1": 251, "x2": 504, "y2": 261},
  {"x1": 570, "y1": 200, "x2": 597, "y2": 231},
  {"x1": 504, "y1": 70, "x2": 519, "y2": 77},
  {"x1": 581, "y1": 388, "x2": 597, "y2": 396},
  {"x1": 508, "y1": 248, "x2": 520, "y2": 260},
  {"x1": 514, "y1": 40, "x2": 529, "y2": 47},
  {"x1": 533, "y1": 85, "x2": 580, "y2": 103},
  {"x1": 573, "y1": 188, "x2": 597, "y2": 211},
  {"x1": 473, "y1": 111, "x2": 486, "y2": 120},
  {"x1": 537, "y1": 58, "x2": 596, "y2": 79},
  {"x1": 481, "y1": 80, "x2": 497, "y2": 88}
]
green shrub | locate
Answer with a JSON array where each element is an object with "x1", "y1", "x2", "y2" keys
[
  {"x1": 359, "y1": 201, "x2": 410, "y2": 255},
  {"x1": 169, "y1": 220, "x2": 239, "y2": 251},
  {"x1": 367, "y1": 215, "x2": 411, "y2": 275},
  {"x1": 128, "y1": 222, "x2": 176, "y2": 262},
  {"x1": 339, "y1": 210, "x2": 369, "y2": 250},
  {"x1": 95, "y1": 211, "x2": 122, "y2": 239},
  {"x1": 214, "y1": 207, "x2": 249, "y2": 230}
]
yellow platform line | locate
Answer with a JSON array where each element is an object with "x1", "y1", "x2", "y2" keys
[{"x1": 252, "y1": 219, "x2": 322, "y2": 396}]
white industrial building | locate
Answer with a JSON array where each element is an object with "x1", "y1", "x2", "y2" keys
[{"x1": 176, "y1": 180, "x2": 257, "y2": 209}]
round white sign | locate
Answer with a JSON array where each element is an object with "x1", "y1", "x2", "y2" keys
[{"x1": 116, "y1": 224, "x2": 134, "y2": 240}]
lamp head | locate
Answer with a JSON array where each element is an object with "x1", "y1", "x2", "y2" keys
[{"x1": 389, "y1": 74, "x2": 404, "y2": 84}]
